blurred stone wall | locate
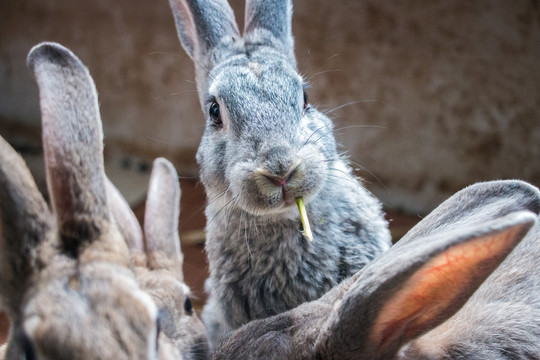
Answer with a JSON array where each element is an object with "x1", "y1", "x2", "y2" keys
[{"x1": 1, "y1": 0, "x2": 539, "y2": 213}]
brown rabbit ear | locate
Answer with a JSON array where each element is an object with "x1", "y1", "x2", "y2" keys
[
  {"x1": 0, "y1": 136, "x2": 52, "y2": 310},
  {"x1": 106, "y1": 178, "x2": 146, "y2": 263},
  {"x1": 144, "y1": 158, "x2": 183, "y2": 276},
  {"x1": 27, "y1": 42, "x2": 109, "y2": 255},
  {"x1": 318, "y1": 211, "x2": 536, "y2": 360}
]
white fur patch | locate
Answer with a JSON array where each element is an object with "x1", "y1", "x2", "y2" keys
[
  {"x1": 247, "y1": 61, "x2": 262, "y2": 77},
  {"x1": 23, "y1": 314, "x2": 42, "y2": 339},
  {"x1": 181, "y1": 283, "x2": 191, "y2": 296},
  {"x1": 141, "y1": 291, "x2": 159, "y2": 360}
]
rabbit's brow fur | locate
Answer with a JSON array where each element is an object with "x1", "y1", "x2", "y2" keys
[
  {"x1": 212, "y1": 180, "x2": 540, "y2": 359},
  {"x1": 0, "y1": 42, "x2": 208, "y2": 360},
  {"x1": 167, "y1": 0, "x2": 391, "y2": 345}
]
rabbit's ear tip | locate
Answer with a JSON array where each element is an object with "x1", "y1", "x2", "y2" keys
[
  {"x1": 154, "y1": 157, "x2": 176, "y2": 173},
  {"x1": 27, "y1": 42, "x2": 80, "y2": 72},
  {"x1": 154, "y1": 157, "x2": 170, "y2": 166}
]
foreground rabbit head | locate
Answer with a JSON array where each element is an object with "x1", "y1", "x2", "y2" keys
[
  {"x1": 0, "y1": 42, "x2": 209, "y2": 360},
  {"x1": 0, "y1": 42, "x2": 160, "y2": 359},
  {"x1": 108, "y1": 157, "x2": 209, "y2": 360},
  {"x1": 212, "y1": 180, "x2": 540, "y2": 359}
]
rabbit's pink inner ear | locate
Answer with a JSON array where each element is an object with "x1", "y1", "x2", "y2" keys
[
  {"x1": 369, "y1": 222, "x2": 532, "y2": 353},
  {"x1": 168, "y1": 0, "x2": 239, "y2": 61},
  {"x1": 168, "y1": 0, "x2": 198, "y2": 57},
  {"x1": 44, "y1": 152, "x2": 74, "y2": 216}
]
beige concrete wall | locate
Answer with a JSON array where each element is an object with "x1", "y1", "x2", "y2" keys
[{"x1": 1, "y1": 0, "x2": 539, "y2": 213}]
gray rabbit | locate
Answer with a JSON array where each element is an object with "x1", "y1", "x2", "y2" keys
[
  {"x1": 211, "y1": 180, "x2": 540, "y2": 359},
  {"x1": 0, "y1": 42, "x2": 207, "y2": 360},
  {"x1": 166, "y1": 0, "x2": 392, "y2": 346}
]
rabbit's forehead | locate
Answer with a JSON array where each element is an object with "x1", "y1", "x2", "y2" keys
[
  {"x1": 23, "y1": 268, "x2": 158, "y2": 356},
  {"x1": 31, "y1": 265, "x2": 156, "y2": 312},
  {"x1": 209, "y1": 55, "x2": 303, "y2": 102},
  {"x1": 140, "y1": 273, "x2": 189, "y2": 307},
  {"x1": 25, "y1": 274, "x2": 157, "y2": 321}
]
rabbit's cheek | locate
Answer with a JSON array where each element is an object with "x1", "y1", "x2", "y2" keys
[
  {"x1": 197, "y1": 138, "x2": 229, "y2": 192},
  {"x1": 295, "y1": 146, "x2": 327, "y2": 189}
]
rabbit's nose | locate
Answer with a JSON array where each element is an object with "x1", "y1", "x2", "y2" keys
[
  {"x1": 255, "y1": 159, "x2": 303, "y2": 189},
  {"x1": 265, "y1": 173, "x2": 288, "y2": 187},
  {"x1": 262, "y1": 173, "x2": 285, "y2": 187}
]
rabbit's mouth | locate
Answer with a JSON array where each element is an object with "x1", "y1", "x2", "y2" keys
[
  {"x1": 238, "y1": 194, "x2": 315, "y2": 218},
  {"x1": 283, "y1": 199, "x2": 296, "y2": 207},
  {"x1": 224, "y1": 144, "x2": 327, "y2": 216},
  {"x1": 231, "y1": 168, "x2": 323, "y2": 217}
]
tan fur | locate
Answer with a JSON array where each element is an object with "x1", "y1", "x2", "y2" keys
[{"x1": 0, "y1": 42, "x2": 206, "y2": 360}]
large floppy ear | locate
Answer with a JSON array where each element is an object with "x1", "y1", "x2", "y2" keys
[
  {"x1": 168, "y1": 0, "x2": 240, "y2": 64},
  {"x1": 316, "y1": 211, "x2": 537, "y2": 360},
  {"x1": 0, "y1": 136, "x2": 52, "y2": 311},
  {"x1": 27, "y1": 42, "x2": 110, "y2": 255},
  {"x1": 244, "y1": 0, "x2": 295, "y2": 62},
  {"x1": 397, "y1": 180, "x2": 540, "y2": 248},
  {"x1": 143, "y1": 158, "x2": 183, "y2": 278}
]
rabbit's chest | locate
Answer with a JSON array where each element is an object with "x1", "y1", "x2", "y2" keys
[{"x1": 206, "y1": 220, "x2": 341, "y2": 326}]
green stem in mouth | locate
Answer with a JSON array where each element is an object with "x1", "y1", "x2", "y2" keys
[{"x1": 295, "y1": 197, "x2": 313, "y2": 242}]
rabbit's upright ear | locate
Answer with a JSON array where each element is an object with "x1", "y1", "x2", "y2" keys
[
  {"x1": 168, "y1": 0, "x2": 240, "y2": 63},
  {"x1": 27, "y1": 42, "x2": 110, "y2": 255},
  {"x1": 143, "y1": 158, "x2": 183, "y2": 277},
  {"x1": 0, "y1": 136, "x2": 52, "y2": 309},
  {"x1": 317, "y1": 211, "x2": 537, "y2": 360},
  {"x1": 106, "y1": 178, "x2": 145, "y2": 260},
  {"x1": 244, "y1": 0, "x2": 295, "y2": 62}
]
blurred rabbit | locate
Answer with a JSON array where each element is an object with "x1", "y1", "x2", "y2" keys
[
  {"x1": 212, "y1": 180, "x2": 540, "y2": 359},
  {"x1": 167, "y1": 0, "x2": 391, "y2": 345},
  {"x1": 0, "y1": 42, "x2": 160, "y2": 359},
  {"x1": 107, "y1": 157, "x2": 209, "y2": 360},
  {"x1": 0, "y1": 42, "x2": 209, "y2": 360}
]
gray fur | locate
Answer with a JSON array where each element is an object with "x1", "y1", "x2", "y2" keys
[
  {"x1": 211, "y1": 180, "x2": 540, "y2": 359},
  {"x1": 167, "y1": 0, "x2": 391, "y2": 346}
]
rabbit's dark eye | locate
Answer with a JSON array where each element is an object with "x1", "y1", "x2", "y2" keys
[
  {"x1": 184, "y1": 297, "x2": 193, "y2": 315},
  {"x1": 20, "y1": 333, "x2": 36, "y2": 360},
  {"x1": 209, "y1": 102, "x2": 222, "y2": 126},
  {"x1": 155, "y1": 311, "x2": 163, "y2": 353},
  {"x1": 303, "y1": 91, "x2": 309, "y2": 110}
]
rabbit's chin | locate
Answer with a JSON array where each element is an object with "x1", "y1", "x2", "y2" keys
[{"x1": 233, "y1": 190, "x2": 319, "y2": 219}]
